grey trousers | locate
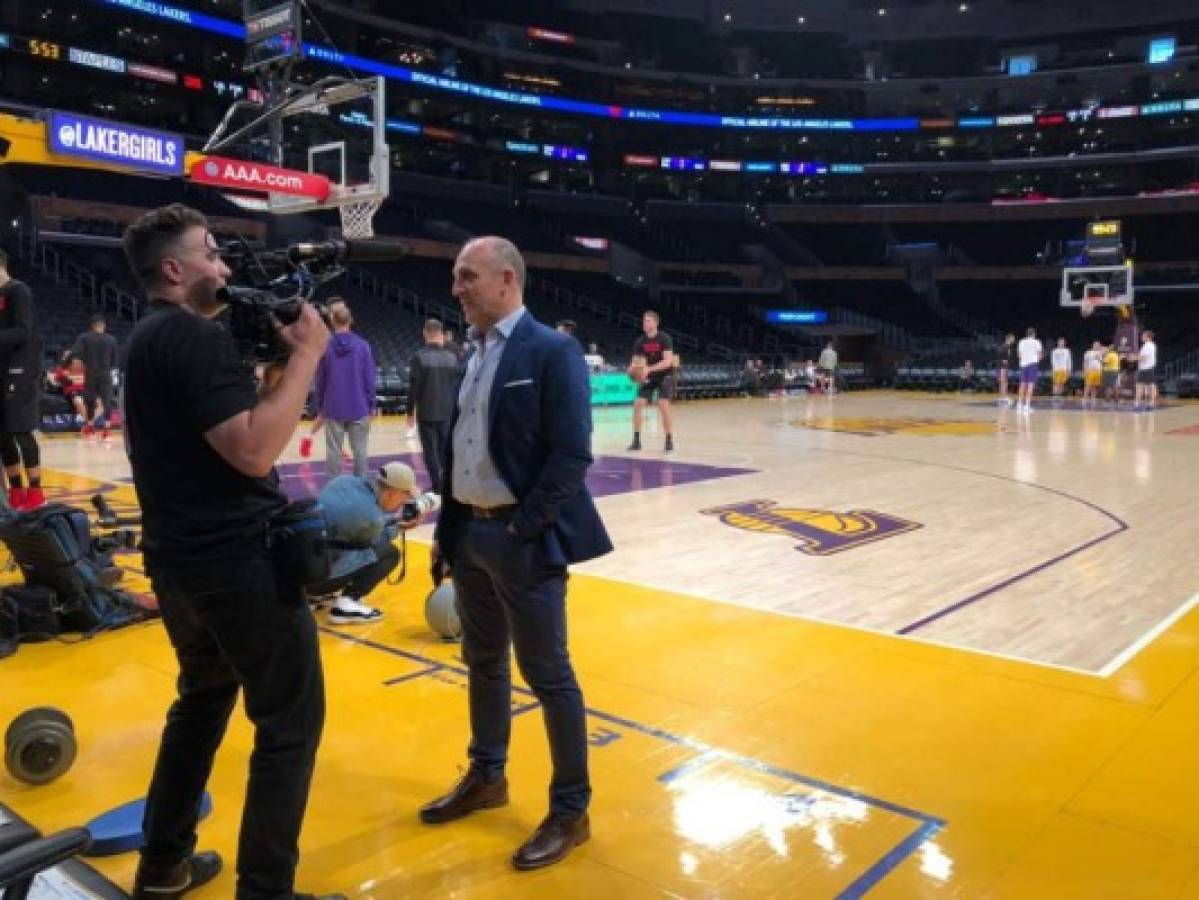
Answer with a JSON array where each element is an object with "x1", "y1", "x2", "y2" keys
[{"x1": 325, "y1": 417, "x2": 371, "y2": 479}]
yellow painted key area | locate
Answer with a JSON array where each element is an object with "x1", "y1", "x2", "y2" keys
[{"x1": 3, "y1": 394, "x2": 1199, "y2": 898}]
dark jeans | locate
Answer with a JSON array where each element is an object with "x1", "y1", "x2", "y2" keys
[
  {"x1": 308, "y1": 538, "x2": 400, "y2": 600},
  {"x1": 417, "y1": 419, "x2": 451, "y2": 494},
  {"x1": 453, "y1": 517, "x2": 590, "y2": 815},
  {"x1": 142, "y1": 552, "x2": 325, "y2": 900}
]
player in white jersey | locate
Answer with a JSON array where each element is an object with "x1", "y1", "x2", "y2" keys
[
  {"x1": 1050, "y1": 338, "x2": 1072, "y2": 402},
  {"x1": 1081, "y1": 341, "x2": 1103, "y2": 407},
  {"x1": 1136, "y1": 330, "x2": 1157, "y2": 409},
  {"x1": 1016, "y1": 327, "x2": 1043, "y2": 412}
]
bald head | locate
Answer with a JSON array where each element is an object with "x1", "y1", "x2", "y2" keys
[
  {"x1": 463, "y1": 236, "x2": 525, "y2": 289},
  {"x1": 453, "y1": 236, "x2": 527, "y2": 331}
]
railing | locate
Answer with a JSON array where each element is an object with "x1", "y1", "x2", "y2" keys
[
  {"x1": 919, "y1": 290, "x2": 999, "y2": 343},
  {"x1": 346, "y1": 268, "x2": 462, "y2": 328},
  {"x1": 347, "y1": 265, "x2": 717, "y2": 357},
  {"x1": 708, "y1": 343, "x2": 734, "y2": 360},
  {"x1": 1164, "y1": 348, "x2": 1199, "y2": 379},
  {"x1": 14, "y1": 238, "x2": 143, "y2": 321},
  {"x1": 906, "y1": 336, "x2": 991, "y2": 365},
  {"x1": 99, "y1": 282, "x2": 142, "y2": 321},
  {"x1": 829, "y1": 307, "x2": 913, "y2": 349}
]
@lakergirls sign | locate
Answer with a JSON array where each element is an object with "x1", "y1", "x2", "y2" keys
[
  {"x1": 49, "y1": 112, "x2": 184, "y2": 176},
  {"x1": 188, "y1": 156, "x2": 332, "y2": 201}
]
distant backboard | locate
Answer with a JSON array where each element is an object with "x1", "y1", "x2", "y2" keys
[{"x1": 1060, "y1": 263, "x2": 1133, "y2": 308}]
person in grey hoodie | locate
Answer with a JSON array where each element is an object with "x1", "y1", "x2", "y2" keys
[{"x1": 313, "y1": 298, "x2": 377, "y2": 478}]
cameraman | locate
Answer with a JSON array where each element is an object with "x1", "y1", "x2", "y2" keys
[
  {"x1": 122, "y1": 204, "x2": 341, "y2": 900},
  {"x1": 308, "y1": 461, "x2": 429, "y2": 624}
]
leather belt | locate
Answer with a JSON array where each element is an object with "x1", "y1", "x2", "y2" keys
[{"x1": 469, "y1": 504, "x2": 518, "y2": 520}]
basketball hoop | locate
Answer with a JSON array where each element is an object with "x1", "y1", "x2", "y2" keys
[
  {"x1": 338, "y1": 197, "x2": 383, "y2": 239},
  {"x1": 1061, "y1": 262, "x2": 1132, "y2": 314}
]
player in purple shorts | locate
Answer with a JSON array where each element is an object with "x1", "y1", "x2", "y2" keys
[{"x1": 1015, "y1": 327, "x2": 1043, "y2": 412}]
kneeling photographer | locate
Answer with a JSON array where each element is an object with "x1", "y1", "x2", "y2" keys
[
  {"x1": 121, "y1": 204, "x2": 341, "y2": 899},
  {"x1": 309, "y1": 461, "x2": 438, "y2": 624}
]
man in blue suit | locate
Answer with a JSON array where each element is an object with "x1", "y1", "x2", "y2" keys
[{"x1": 421, "y1": 236, "x2": 613, "y2": 871}]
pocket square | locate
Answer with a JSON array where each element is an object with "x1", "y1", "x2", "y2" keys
[{"x1": 504, "y1": 378, "x2": 534, "y2": 387}]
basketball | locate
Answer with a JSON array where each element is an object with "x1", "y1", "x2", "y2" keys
[
  {"x1": 424, "y1": 582, "x2": 462, "y2": 640},
  {"x1": 627, "y1": 360, "x2": 647, "y2": 384}
]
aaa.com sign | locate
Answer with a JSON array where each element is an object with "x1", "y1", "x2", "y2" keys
[{"x1": 188, "y1": 156, "x2": 331, "y2": 201}]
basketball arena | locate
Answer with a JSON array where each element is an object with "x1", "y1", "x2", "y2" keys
[{"x1": 3, "y1": 1, "x2": 1199, "y2": 897}]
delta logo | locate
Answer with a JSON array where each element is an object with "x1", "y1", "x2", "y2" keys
[{"x1": 701, "y1": 499, "x2": 922, "y2": 555}]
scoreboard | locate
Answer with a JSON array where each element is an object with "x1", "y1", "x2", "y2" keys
[
  {"x1": 1087, "y1": 220, "x2": 1122, "y2": 240},
  {"x1": 243, "y1": 1, "x2": 302, "y2": 72}
]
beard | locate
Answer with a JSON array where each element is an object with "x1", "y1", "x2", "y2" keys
[{"x1": 186, "y1": 276, "x2": 226, "y2": 318}]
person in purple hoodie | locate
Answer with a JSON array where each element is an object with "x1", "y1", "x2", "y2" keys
[{"x1": 313, "y1": 298, "x2": 377, "y2": 479}]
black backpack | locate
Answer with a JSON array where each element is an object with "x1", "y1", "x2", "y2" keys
[{"x1": 0, "y1": 503, "x2": 146, "y2": 643}]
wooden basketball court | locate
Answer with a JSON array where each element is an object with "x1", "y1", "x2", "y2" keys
[{"x1": 5, "y1": 390, "x2": 1199, "y2": 897}]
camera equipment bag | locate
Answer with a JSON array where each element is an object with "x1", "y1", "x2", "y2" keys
[
  {"x1": 0, "y1": 503, "x2": 147, "y2": 644},
  {"x1": 267, "y1": 498, "x2": 333, "y2": 594}
]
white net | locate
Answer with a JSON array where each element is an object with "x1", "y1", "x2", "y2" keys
[{"x1": 338, "y1": 198, "x2": 383, "y2": 239}]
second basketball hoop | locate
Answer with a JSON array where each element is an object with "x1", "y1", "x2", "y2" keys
[{"x1": 1060, "y1": 261, "x2": 1133, "y2": 313}]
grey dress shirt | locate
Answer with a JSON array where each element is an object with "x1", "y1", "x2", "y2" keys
[{"x1": 451, "y1": 306, "x2": 525, "y2": 508}]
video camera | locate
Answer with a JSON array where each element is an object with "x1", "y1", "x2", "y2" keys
[{"x1": 219, "y1": 237, "x2": 409, "y2": 363}]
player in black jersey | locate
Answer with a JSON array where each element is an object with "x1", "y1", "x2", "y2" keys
[{"x1": 627, "y1": 311, "x2": 676, "y2": 452}]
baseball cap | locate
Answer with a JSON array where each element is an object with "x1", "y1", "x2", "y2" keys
[{"x1": 378, "y1": 462, "x2": 415, "y2": 492}]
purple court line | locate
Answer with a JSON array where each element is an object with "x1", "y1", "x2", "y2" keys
[
  {"x1": 275, "y1": 453, "x2": 756, "y2": 510},
  {"x1": 812, "y1": 448, "x2": 1130, "y2": 635}
]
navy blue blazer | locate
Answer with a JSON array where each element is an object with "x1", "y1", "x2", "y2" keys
[{"x1": 435, "y1": 311, "x2": 613, "y2": 568}]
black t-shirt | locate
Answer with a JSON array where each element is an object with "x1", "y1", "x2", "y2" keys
[
  {"x1": 70, "y1": 331, "x2": 119, "y2": 383},
  {"x1": 0, "y1": 279, "x2": 42, "y2": 376},
  {"x1": 408, "y1": 344, "x2": 461, "y2": 422},
  {"x1": 633, "y1": 332, "x2": 674, "y2": 379},
  {"x1": 124, "y1": 301, "x2": 286, "y2": 569}
]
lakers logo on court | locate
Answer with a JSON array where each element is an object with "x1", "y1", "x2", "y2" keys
[
  {"x1": 701, "y1": 500, "x2": 922, "y2": 555},
  {"x1": 794, "y1": 416, "x2": 1002, "y2": 437}
]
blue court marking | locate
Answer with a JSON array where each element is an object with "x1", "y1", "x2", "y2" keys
[
  {"x1": 383, "y1": 666, "x2": 443, "y2": 686},
  {"x1": 326, "y1": 626, "x2": 946, "y2": 896},
  {"x1": 838, "y1": 819, "x2": 944, "y2": 900},
  {"x1": 657, "y1": 751, "x2": 721, "y2": 785}
]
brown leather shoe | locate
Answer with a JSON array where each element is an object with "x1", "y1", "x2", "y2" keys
[
  {"x1": 511, "y1": 812, "x2": 590, "y2": 871},
  {"x1": 419, "y1": 769, "x2": 509, "y2": 824}
]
